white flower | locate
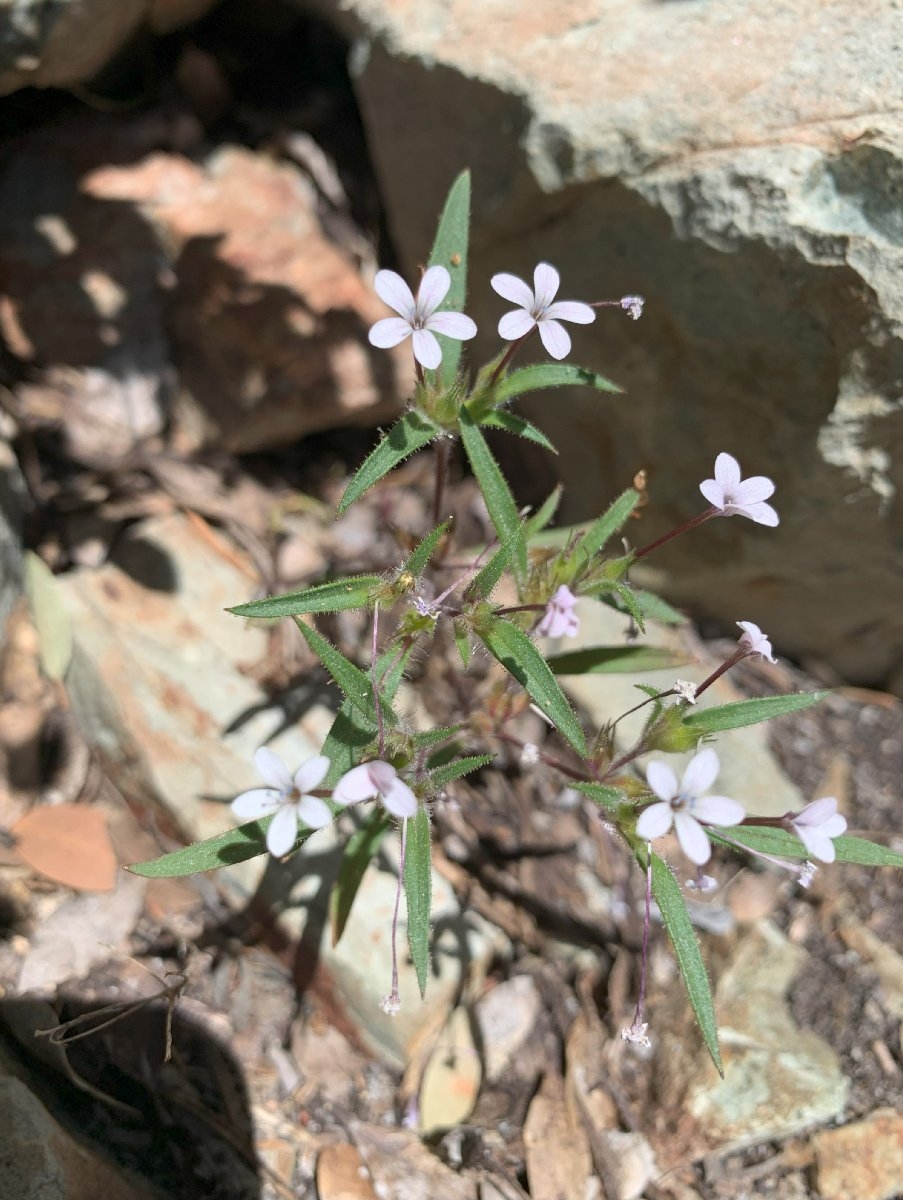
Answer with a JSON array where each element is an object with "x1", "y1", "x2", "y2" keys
[
  {"x1": 491, "y1": 262, "x2": 595, "y2": 360},
  {"x1": 674, "y1": 679, "x2": 698, "y2": 704},
  {"x1": 333, "y1": 760, "x2": 418, "y2": 819},
  {"x1": 788, "y1": 797, "x2": 847, "y2": 864},
  {"x1": 537, "y1": 584, "x2": 579, "y2": 638},
  {"x1": 620, "y1": 295, "x2": 645, "y2": 320},
  {"x1": 699, "y1": 452, "x2": 779, "y2": 526},
  {"x1": 636, "y1": 748, "x2": 745, "y2": 866},
  {"x1": 368, "y1": 266, "x2": 477, "y2": 370},
  {"x1": 232, "y1": 748, "x2": 332, "y2": 857},
  {"x1": 737, "y1": 620, "x2": 777, "y2": 663}
]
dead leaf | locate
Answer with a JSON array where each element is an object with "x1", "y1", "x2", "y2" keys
[
  {"x1": 316, "y1": 1143, "x2": 378, "y2": 1200},
  {"x1": 18, "y1": 874, "x2": 145, "y2": 992},
  {"x1": 418, "y1": 1006, "x2": 481, "y2": 1135},
  {"x1": 12, "y1": 804, "x2": 118, "y2": 892}
]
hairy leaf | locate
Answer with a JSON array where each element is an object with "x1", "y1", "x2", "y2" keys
[
  {"x1": 459, "y1": 409, "x2": 526, "y2": 582},
  {"x1": 428, "y1": 170, "x2": 471, "y2": 388},
  {"x1": 683, "y1": 691, "x2": 829, "y2": 734},
  {"x1": 330, "y1": 808, "x2": 392, "y2": 946},
  {"x1": 493, "y1": 363, "x2": 621, "y2": 405},
  {"x1": 229, "y1": 575, "x2": 381, "y2": 620},
  {"x1": 404, "y1": 808, "x2": 433, "y2": 997},
  {"x1": 547, "y1": 644, "x2": 689, "y2": 675},
  {"x1": 338, "y1": 410, "x2": 439, "y2": 514}
]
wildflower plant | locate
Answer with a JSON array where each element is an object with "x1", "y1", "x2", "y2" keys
[{"x1": 129, "y1": 173, "x2": 903, "y2": 1073}]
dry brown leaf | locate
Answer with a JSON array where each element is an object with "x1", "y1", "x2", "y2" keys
[
  {"x1": 13, "y1": 804, "x2": 118, "y2": 892},
  {"x1": 316, "y1": 1143, "x2": 378, "y2": 1200}
]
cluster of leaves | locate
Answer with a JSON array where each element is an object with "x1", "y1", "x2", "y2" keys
[{"x1": 130, "y1": 172, "x2": 903, "y2": 1073}]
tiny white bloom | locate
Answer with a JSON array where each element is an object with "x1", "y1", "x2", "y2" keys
[
  {"x1": 537, "y1": 584, "x2": 579, "y2": 638},
  {"x1": 737, "y1": 620, "x2": 777, "y2": 663},
  {"x1": 699, "y1": 452, "x2": 779, "y2": 527},
  {"x1": 788, "y1": 796, "x2": 847, "y2": 864},
  {"x1": 620, "y1": 294, "x2": 645, "y2": 320},
  {"x1": 368, "y1": 266, "x2": 477, "y2": 370},
  {"x1": 232, "y1": 748, "x2": 332, "y2": 858},
  {"x1": 491, "y1": 262, "x2": 595, "y2": 360},
  {"x1": 636, "y1": 748, "x2": 745, "y2": 866},
  {"x1": 333, "y1": 759, "x2": 418, "y2": 819},
  {"x1": 674, "y1": 679, "x2": 698, "y2": 704},
  {"x1": 521, "y1": 741, "x2": 541, "y2": 767},
  {"x1": 685, "y1": 873, "x2": 718, "y2": 893},
  {"x1": 620, "y1": 1021, "x2": 651, "y2": 1048},
  {"x1": 797, "y1": 862, "x2": 818, "y2": 888}
]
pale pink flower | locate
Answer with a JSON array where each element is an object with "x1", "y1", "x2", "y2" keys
[
  {"x1": 537, "y1": 584, "x2": 579, "y2": 638},
  {"x1": 788, "y1": 797, "x2": 847, "y2": 864},
  {"x1": 737, "y1": 620, "x2": 777, "y2": 663},
  {"x1": 368, "y1": 266, "x2": 477, "y2": 370},
  {"x1": 232, "y1": 748, "x2": 332, "y2": 857},
  {"x1": 333, "y1": 760, "x2": 418, "y2": 819},
  {"x1": 636, "y1": 748, "x2": 745, "y2": 865},
  {"x1": 699, "y1": 453, "x2": 779, "y2": 526},
  {"x1": 491, "y1": 262, "x2": 594, "y2": 360},
  {"x1": 620, "y1": 295, "x2": 645, "y2": 320}
]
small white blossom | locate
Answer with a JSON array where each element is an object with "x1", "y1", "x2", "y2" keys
[
  {"x1": 491, "y1": 262, "x2": 595, "y2": 360},
  {"x1": 368, "y1": 266, "x2": 477, "y2": 370},
  {"x1": 788, "y1": 797, "x2": 847, "y2": 864},
  {"x1": 620, "y1": 294, "x2": 645, "y2": 320},
  {"x1": 699, "y1": 452, "x2": 779, "y2": 527},
  {"x1": 381, "y1": 992, "x2": 402, "y2": 1016},
  {"x1": 333, "y1": 759, "x2": 418, "y2": 819},
  {"x1": 621, "y1": 1021, "x2": 651, "y2": 1048},
  {"x1": 737, "y1": 620, "x2": 777, "y2": 663},
  {"x1": 537, "y1": 584, "x2": 579, "y2": 638},
  {"x1": 232, "y1": 748, "x2": 332, "y2": 857},
  {"x1": 521, "y1": 742, "x2": 541, "y2": 767},
  {"x1": 636, "y1": 748, "x2": 745, "y2": 866},
  {"x1": 674, "y1": 679, "x2": 698, "y2": 704},
  {"x1": 685, "y1": 873, "x2": 718, "y2": 893}
]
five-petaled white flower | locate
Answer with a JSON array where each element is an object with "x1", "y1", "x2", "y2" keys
[
  {"x1": 333, "y1": 760, "x2": 418, "y2": 819},
  {"x1": 368, "y1": 266, "x2": 477, "y2": 370},
  {"x1": 537, "y1": 584, "x2": 579, "y2": 638},
  {"x1": 491, "y1": 262, "x2": 595, "y2": 360},
  {"x1": 699, "y1": 453, "x2": 779, "y2": 527},
  {"x1": 737, "y1": 620, "x2": 777, "y2": 663},
  {"x1": 636, "y1": 748, "x2": 745, "y2": 865},
  {"x1": 232, "y1": 748, "x2": 332, "y2": 858},
  {"x1": 788, "y1": 797, "x2": 847, "y2": 864}
]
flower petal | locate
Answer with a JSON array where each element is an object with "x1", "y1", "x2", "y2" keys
[
  {"x1": 680, "y1": 748, "x2": 720, "y2": 798},
  {"x1": 491, "y1": 272, "x2": 535, "y2": 308},
  {"x1": 266, "y1": 804, "x2": 299, "y2": 857},
  {"x1": 411, "y1": 328, "x2": 442, "y2": 370},
  {"x1": 369, "y1": 316, "x2": 413, "y2": 349},
  {"x1": 795, "y1": 796, "x2": 839, "y2": 826},
  {"x1": 231, "y1": 788, "x2": 282, "y2": 820},
  {"x1": 699, "y1": 478, "x2": 726, "y2": 508},
  {"x1": 254, "y1": 747, "x2": 292, "y2": 792},
  {"x1": 743, "y1": 501, "x2": 780, "y2": 527},
  {"x1": 332, "y1": 763, "x2": 378, "y2": 807},
  {"x1": 821, "y1": 814, "x2": 847, "y2": 839},
  {"x1": 673, "y1": 812, "x2": 712, "y2": 865},
  {"x1": 380, "y1": 776, "x2": 418, "y2": 818},
  {"x1": 374, "y1": 270, "x2": 416, "y2": 319},
  {"x1": 795, "y1": 823, "x2": 834, "y2": 863},
  {"x1": 426, "y1": 311, "x2": 478, "y2": 341},
  {"x1": 533, "y1": 262, "x2": 560, "y2": 310},
  {"x1": 297, "y1": 794, "x2": 334, "y2": 830},
  {"x1": 415, "y1": 265, "x2": 451, "y2": 317},
  {"x1": 646, "y1": 760, "x2": 678, "y2": 802},
  {"x1": 538, "y1": 318, "x2": 571, "y2": 360},
  {"x1": 545, "y1": 300, "x2": 595, "y2": 325},
  {"x1": 293, "y1": 755, "x2": 331, "y2": 794},
  {"x1": 692, "y1": 794, "x2": 745, "y2": 826},
  {"x1": 714, "y1": 453, "x2": 741, "y2": 487},
  {"x1": 734, "y1": 475, "x2": 776, "y2": 504},
  {"x1": 498, "y1": 309, "x2": 536, "y2": 341},
  {"x1": 636, "y1": 801, "x2": 674, "y2": 841}
]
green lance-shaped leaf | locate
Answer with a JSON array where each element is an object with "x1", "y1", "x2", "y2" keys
[
  {"x1": 297, "y1": 621, "x2": 397, "y2": 729},
  {"x1": 128, "y1": 818, "x2": 302, "y2": 878},
  {"x1": 648, "y1": 849, "x2": 723, "y2": 1075},
  {"x1": 410, "y1": 724, "x2": 464, "y2": 750},
  {"x1": 459, "y1": 408, "x2": 527, "y2": 583},
  {"x1": 613, "y1": 588, "x2": 685, "y2": 626},
  {"x1": 547, "y1": 645, "x2": 689, "y2": 675},
  {"x1": 404, "y1": 807, "x2": 433, "y2": 997},
  {"x1": 480, "y1": 409, "x2": 557, "y2": 452},
  {"x1": 605, "y1": 582, "x2": 646, "y2": 634},
  {"x1": 492, "y1": 362, "x2": 622, "y2": 406},
  {"x1": 682, "y1": 691, "x2": 829, "y2": 735},
  {"x1": 573, "y1": 781, "x2": 625, "y2": 813},
  {"x1": 330, "y1": 808, "x2": 393, "y2": 946},
  {"x1": 338, "y1": 410, "x2": 440, "y2": 515},
  {"x1": 464, "y1": 525, "x2": 523, "y2": 602},
  {"x1": 524, "y1": 485, "x2": 563, "y2": 539},
  {"x1": 710, "y1": 825, "x2": 903, "y2": 868},
  {"x1": 426, "y1": 754, "x2": 494, "y2": 791},
  {"x1": 427, "y1": 170, "x2": 471, "y2": 389},
  {"x1": 403, "y1": 521, "x2": 451, "y2": 578},
  {"x1": 477, "y1": 616, "x2": 586, "y2": 756},
  {"x1": 228, "y1": 575, "x2": 382, "y2": 620},
  {"x1": 579, "y1": 488, "x2": 640, "y2": 560}
]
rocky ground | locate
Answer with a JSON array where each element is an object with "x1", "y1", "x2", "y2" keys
[{"x1": 1, "y1": 3, "x2": 903, "y2": 1199}]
